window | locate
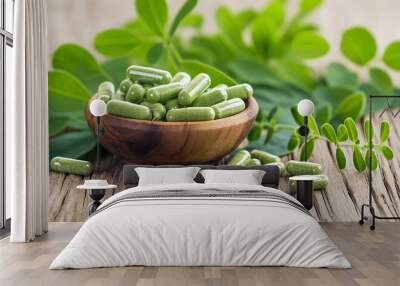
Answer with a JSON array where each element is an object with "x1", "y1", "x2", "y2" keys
[{"x1": 1, "y1": 0, "x2": 14, "y2": 232}]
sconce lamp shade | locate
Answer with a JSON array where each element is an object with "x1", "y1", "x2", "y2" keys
[
  {"x1": 89, "y1": 99, "x2": 107, "y2": 117},
  {"x1": 297, "y1": 99, "x2": 315, "y2": 116}
]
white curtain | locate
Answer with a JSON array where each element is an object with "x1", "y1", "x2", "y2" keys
[{"x1": 7, "y1": 0, "x2": 49, "y2": 242}]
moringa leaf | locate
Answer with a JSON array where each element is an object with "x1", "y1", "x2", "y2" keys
[
  {"x1": 101, "y1": 57, "x2": 132, "y2": 85},
  {"x1": 299, "y1": 0, "x2": 323, "y2": 14},
  {"x1": 49, "y1": 130, "x2": 96, "y2": 160},
  {"x1": 290, "y1": 31, "x2": 329, "y2": 59},
  {"x1": 365, "y1": 149, "x2": 378, "y2": 170},
  {"x1": 336, "y1": 91, "x2": 366, "y2": 120},
  {"x1": 247, "y1": 123, "x2": 263, "y2": 141},
  {"x1": 383, "y1": 41, "x2": 400, "y2": 70},
  {"x1": 379, "y1": 145, "x2": 394, "y2": 160},
  {"x1": 315, "y1": 104, "x2": 331, "y2": 124},
  {"x1": 353, "y1": 145, "x2": 366, "y2": 172},
  {"x1": 324, "y1": 62, "x2": 358, "y2": 90},
  {"x1": 369, "y1": 67, "x2": 393, "y2": 94},
  {"x1": 363, "y1": 119, "x2": 374, "y2": 144},
  {"x1": 300, "y1": 138, "x2": 315, "y2": 161},
  {"x1": 94, "y1": 28, "x2": 141, "y2": 57},
  {"x1": 337, "y1": 124, "x2": 348, "y2": 142},
  {"x1": 290, "y1": 105, "x2": 304, "y2": 125},
  {"x1": 236, "y1": 9, "x2": 256, "y2": 29},
  {"x1": 147, "y1": 42, "x2": 164, "y2": 64},
  {"x1": 251, "y1": 15, "x2": 277, "y2": 58},
  {"x1": 182, "y1": 59, "x2": 237, "y2": 85},
  {"x1": 344, "y1": 117, "x2": 359, "y2": 143},
  {"x1": 335, "y1": 146, "x2": 346, "y2": 169},
  {"x1": 169, "y1": 0, "x2": 198, "y2": 37},
  {"x1": 340, "y1": 26, "x2": 376, "y2": 66},
  {"x1": 52, "y1": 44, "x2": 111, "y2": 93},
  {"x1": 180, "y1": 13, "x2": 203, "y2": 28},
  {"x1": 49, "y1": 114, "x2": 69, "y2": 137},
  {"x1": 308, "y1": 115, "x2": 320, "y2": 136},
  {"x1": 287, "y1": 131, "x2": 301, "y2": 151},
  {"x1": 135, "y1": 0, "x2": 168, "y2": 37},
  {"x1": 321, "y1": 123, "x2": 337, "y2": 144},
  {"x1": 379, "y1": 121, "x2": 390, "y2": 143}
]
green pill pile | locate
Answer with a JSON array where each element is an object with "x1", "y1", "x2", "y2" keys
[{"x1": 94, "y1": 65, "x2": 253, "y2": 122}]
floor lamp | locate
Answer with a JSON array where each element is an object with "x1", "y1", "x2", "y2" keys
[{"x1": 297, "y1": 99, "x2": 315, "y2": 161}]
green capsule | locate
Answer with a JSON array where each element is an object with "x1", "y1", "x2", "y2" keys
[
  {"x1": 126, "y1": 83, "x2": 145, "y2": 103},
  {"x1": 112, "y1": 89, "x2": 125, "y2": 101},
  {"x1": 227, "y1": 83, "x2": 253, "y2": 100},
  {"x1": 119, "y1": 78, "x2": 133, "y2": 94},
  {"x1": 246, "y1": 158, "x2": 262, "y2": 166},
  {"x1": 98, "y1": 81, "x2": 115, "y2": 95},
  {"x1": 286, "y1": 160, "x2": 322, "y2": 176},
  {"x1": 178, "y1": 73, "x2": 211, "y2": 107},
  {"x1": 140, "y1": 101, "x2": 167, "y2": 121},
  {"x1": 165, "y1": 98, "x2": 180, "y2": 110},
  {"x1": 146, "y1": 83, "x2": 183, "y2": 103},
  {"x1": 214, "y1": 84, "x2": 228, "y2": 90},
  {"x1": 127, "y1": 65, "x2": 172, "y2": 85},
  {"x1": 212, "y1": 98, "x2": 245, "y2": 119},
  {"x1": 250, "y1": 149, "x2": 281, "y2": 164},
  {"x1": 166, "y1": 107, "x2": 215, "y2": 122},
  {"x1": 50, "y1": 157, "x2": 93, "y2": 176},
  {"x1": 266, "y1": 162, "x2": 286, "y2": 176},
  {"x1": 171, "y1": 72, "x2": 191, "y2": 87},
  {"x1": 192, "y1": 87, "x2": 228, "y2": 107},
  {"x1": 288, "y1": 175, "x2": 328, "y2": 193},
  {"x1": 98, "y1": 94, "x2": 111, "y2": 103},
  {"x1": 228, "y1": 150, "x2": 251, "y2": 166},
  {"x1": 107, "y1": 100, "x2": 152, "y2": 120}
]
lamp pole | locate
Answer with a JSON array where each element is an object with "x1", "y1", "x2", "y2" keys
[{"x1": 297, "y1": 99, "x2": 314, "y2": 162}]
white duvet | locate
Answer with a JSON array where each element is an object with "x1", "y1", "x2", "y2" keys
[{"x1": 50, "y1": 183, "x2": 350, "y2": 269}]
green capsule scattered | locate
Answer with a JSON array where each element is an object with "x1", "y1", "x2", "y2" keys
[
  {"x1": 112, "y1": 89, "x2": 125, "y2": 101},
  {"x1": 98, "y1": 81, "x2": 115, "y2": 95},
  {"x1": 266, "y1": 162, "x2": 286, "y2": 176},
  {"x1": 250, "y1": 150, "x2": 281, "y2": 164},
  {"x1": 192, "y1": 87, "x2": 228, "y2": 107},
  {"x1": 107, "y1": 100, "x2": 152, "y2": 120},
  {"x1": 286, "y1": 160, "x2": 322, "y2": 176},
  {"x1": 214, "y1": 84, "x2": 228, "y2": 90},
  {"x1": 140, "y1": 101, "x2": 167, "y2": 121},
  {"x1": 212, "y1": 98, "x2": 245, "y2": 119},
  {"x1": 228, "y1": 150, "x2": 251, "y2": 166},
  {"x1": 246, "y1": 158, "x2": 261, "y2": 166},
  {"x1": 288, "y1": 175, "x2": 328, "y2": 193},
  {"x1": 171, "y1": 72, "x2": 191, "y2": 87},
  {"x1": 98, "y1": 94, "x2": 111, "y2": 103},
  {"x1": 50, "y1": 157, "x2": 93, "y2": 176},
  {"x1": 127, "y1": 65, "x2": 172, "y2": 85},
  {"x1": 227, "y1": 84, "x2": 253, "y2": 100},
  {"x1": 146, "y1": 82, "x2": 183, "y2": 103},
  {"x1": 165, "y1": 98, "x2": 180, "y2": 110},
  {"x1": 126, "y1": 83, "x2": 145, "y2": 103},
  {"x1": 166, "y1": 107, "x2": 215, "y2": 122},
  {"x1": 119, "y1": 78, "x2": 133, "y2": 94},
  {"x1": 178, "y1": 73, "x2": 211, "y2": 107}
]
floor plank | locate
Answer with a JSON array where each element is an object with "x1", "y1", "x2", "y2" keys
[{"x1": 1, "y1": 223, "x2": 399, "y2": 286}]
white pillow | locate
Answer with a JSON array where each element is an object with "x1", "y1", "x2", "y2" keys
[
  {"x1": 135, "y1": 167, "x2": 200, "y2": 186},
  {"x1": 200, "y1": 169, "x2": 265, "y2": 185}
]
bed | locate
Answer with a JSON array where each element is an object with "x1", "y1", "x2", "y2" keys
[{"x1": 50, "y1": 165, "x2": 350, "y2": 269}]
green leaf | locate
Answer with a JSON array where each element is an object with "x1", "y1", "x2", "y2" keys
[
  {"x1": 49, "y1": 130, "x2": 96, "y2": 160},
  {"x1": 325, "y1": 62, "x2": 358, "y2": 90},
  {"x1": 290, "y1": 31, "x2": 329, "y2": 59},
  {"x1": 379, "y1": 145, "x2": 394, "y2": 160},
  {"x1": 147, "y1": 42, "x2": 164, "y2": 64},
  {"x1": 340, "y1": 27, "x2": 376, "y2": 65},
  {"x1": 181, "y1": 59, "x2": 237, "y2": 85},
  {"x1": 383, "y1": 41, "x2": 400, "y2": 70},
  {"x1": 369, "y1": 67, "x2": 393, "y2": 94},
  {"x1": 215, "y1": 6, "x2": 247, "y2": 51},
  {"x1": 94, "y1": 28, "x2": 141, "y2": 57},
  {"x1": 169, "y1": 0, "x2": 197, "y2": 37},
  {"x1": 315, "y1": 104, "x2": 331, "y2": 124},
  {"x1": 52, "y1": 44, "x2": 111, "y2": 93},
  {"x1": 48, "y1": 70, "x2": 91, "y2": 113},
  {"x1": 267, "y1": 106, "x2": 279, "y2": 121},
  {"x1": 101, "y1": 57, "x2": 132, "y2": 85},
  {"x1": 321, "y1": 123, "x2": 337, "y2": 144},
  {"x1": 336, "y1": 91, "x2": 366, "y2": 120},
  {"x1": 236, "y1": 9, "x2": 256, "y2": 29},
  {"x1": 364, "y1": 119, "x2": 374, "y2": 144},
  {"x1": 247, "y1": 123, "x2": 263, "y2": 141},
  {"x1": 353, "y1": 145, "x2": 366, "y2": 172},
  {"x1": 180, "y1": 13, "x2": 203, "y2": 28},
  {"x1": 251, "y1": 15, "x2": 277, "y2": 57},
  {"x1": 272, "y1": 59, "x2": 315, "y2": 91},
  {"x1": 379, "y1": 121, "x2": 390, "y2": 143},
  {"x1": 365, "y1": 149, "x2": 378, "y2": 170},
  {"x1": 290, "y1": 105, "x2": 304, "y2": 125},
  {"x1": 264, "y1": 124, "x2": 276, "y2": 145},
  {"x1": 261, "y1": 0, "x2": 285, "y2": 27},
  {"x1": 312, "y1": 86, "x2": 353, "y2": 109},
  {"x1": 337, "y1": 124, "x2": 348, "y2": 142},
  {"x1": 288, "y1": 131, "x2": 301, "y2": 151},
  {"x1": 344, "y1": 117, "x2": 359, "y2": 142},
  {"x1": 308, "y1": 115, "x2": 320, "y2": 136},
  {"x1": 299, "y1": 0, "x2": 323, "y2": 14},
  {"x1": 135, "y1": 0, "x2": 168, "y2": 37},
  {"x1": 300, "y1": 138, "x2": 315, "y2": 161},
  {"x1": 335, "y1": 147, "x2": 346, "y2": 169},
  {"x1": 49, "y1": 114, "x2": 69, "y2": 137}
]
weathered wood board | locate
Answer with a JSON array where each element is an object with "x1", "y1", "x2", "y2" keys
[{"x1": 49, "y1": 113, "x2": 400, "y2": 222}]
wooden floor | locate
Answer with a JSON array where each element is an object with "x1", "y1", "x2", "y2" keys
[{"x1": 0, "y1": 223, "x2": 399, "y2": 286}]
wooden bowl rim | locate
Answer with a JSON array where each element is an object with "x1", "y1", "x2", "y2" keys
[{"x1": 88, "y1": 96, "x2": 258, "y2": 127}]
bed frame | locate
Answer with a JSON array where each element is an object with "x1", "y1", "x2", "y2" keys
[{"x1": 122, "y1": 165, "x2": 280, "y2": 189}]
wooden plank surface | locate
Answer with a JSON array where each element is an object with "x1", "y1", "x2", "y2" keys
[{"x1": 1, "y1": 222, "x2": 400, "y2": 286}]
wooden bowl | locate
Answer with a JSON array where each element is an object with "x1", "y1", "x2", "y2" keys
[{"x1": 86, "y1": 97, "x2": 258, "y2": 164}]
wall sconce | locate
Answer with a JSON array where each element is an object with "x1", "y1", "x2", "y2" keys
[{"x1": 297, "y1": 99, "x2": 315, "y2": 162}]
